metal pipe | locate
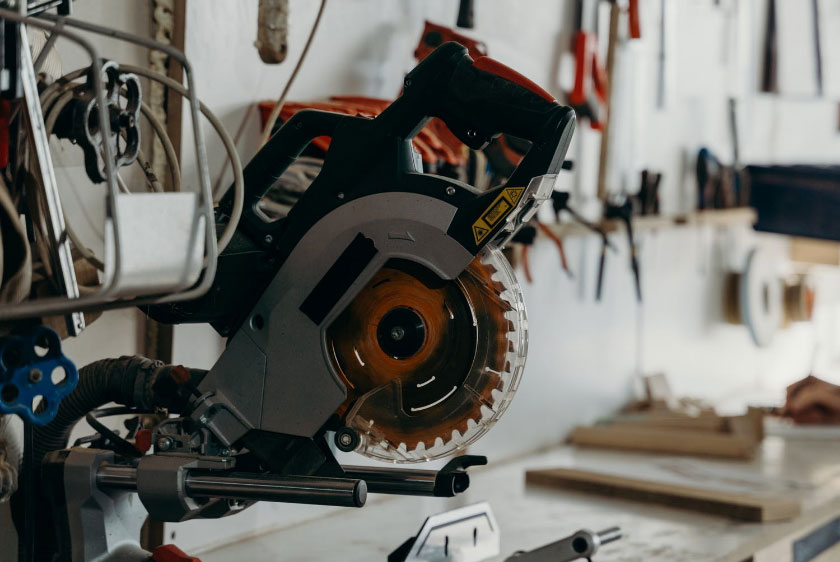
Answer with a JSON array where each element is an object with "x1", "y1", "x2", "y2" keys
[
  {"x1": 96, "y1": 465, "x2": 366, "y2": 508},
  {"x1": 342, "y1": 466, "x2": 468, "y2": 497},
  {"x1": 96, "y1": 465, "x2": 137, "y2": 491},
  {"x1": 596, "y1": 527, "x2": 622, "y2": 547},
  {"x1": 185, "y1": 471, "x2": 366, "y2": 508}
]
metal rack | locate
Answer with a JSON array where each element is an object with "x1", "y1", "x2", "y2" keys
[{"x1": 0, "y1": 7, "x2": 217, "y2": 332}]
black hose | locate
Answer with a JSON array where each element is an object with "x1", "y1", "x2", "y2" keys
[
  {"x1": 31, "y1": 355, "x2": 163, "y2": 465},
  {"x1": 11, "y1": 355, "x2": 205, "y2": 562}
]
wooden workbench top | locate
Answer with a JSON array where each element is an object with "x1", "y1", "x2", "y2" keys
[{"x1": 200, "y1": 434, "x2": 840, "y2": 562}]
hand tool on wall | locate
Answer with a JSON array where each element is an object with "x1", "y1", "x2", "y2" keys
[
  {"x1": 514, "y1": 224, "x2": 539, "y2": 283},
  {"x1": 634, "y1": 169, "x2": 661, "y2": 215},
  {"x1": 550, "y1": 190, "x2": 616, "y2": 287},
  {"x1": 568, "y1": 0, "x2": 607, "y2": 129},
  {"x1": 457, "y1": 0, "x2": 475, "y2": 29},
  {"x1": 761, "y1": 0, "x2": 777, "y2": 93},
  {"x1": 256, "y1": 0, "x2": 289, "y2": 64},
  {"x1": 728, "y1": 97, "x2": 745, "y2": 205},
  {"x1": 514, "y1": 222, "x2": 573, "y2": 283},
  {"x1": 596, "y1": 0, "x2": 621, "y2": 201},
  {"x1": 812, "y1": 0, "x2": 823, "y2": 96},
  {"x1": 628, "y1": 0, "x2": 641, "y2": 39},
  {"x1": 596, "y1": 0, "x2": 642, "y2": 201},
  {"x1": 537, "y1": 222, "x2": 572, "y2": 278},
  {"x1": 656, "y1": 0, "x2": 666, "y2": 108},
  {"x1": 696, "y1": 148, "x2": 737, "y2": 210},
  {"x1": 601, "y1": 196, "x2": 641, "y2": 302}
]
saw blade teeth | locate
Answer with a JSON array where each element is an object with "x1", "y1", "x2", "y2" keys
[
  {"x1": 335, "y1": 247, "x2": 527, "y2": 463},
  {"x1": 480, "y1": 404, "x2": 495, "y2": 419},
  {"x1": 481, "y1": 261, "x2": 499, "y2": 274},
  {"x1": 490, "y1": 280, "x2": 508, "y2": 294}
]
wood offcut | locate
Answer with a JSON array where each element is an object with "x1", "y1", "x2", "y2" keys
[{"x1": 526, "y1": 467, "x2": 801, "y2": 522}]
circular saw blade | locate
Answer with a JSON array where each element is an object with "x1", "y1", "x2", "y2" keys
[{"x1": 326, "y1": 247, "x2": 526, "y2": 462}]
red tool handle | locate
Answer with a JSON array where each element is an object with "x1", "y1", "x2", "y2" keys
[
  {"x1": 628, "y1": 0, "x2": 641, "y2": 39},
  {"x1": 569, "y1": 31, "x2": 591, "y2": 106},
  {"x1": 591, "y1": 52, "x2": 607, "y2": 102}
]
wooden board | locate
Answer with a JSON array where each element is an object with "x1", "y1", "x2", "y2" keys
[
  {"x1": 606, "y1": 411, "x2": 727, "y2": 432},
  {"x1": 526, "y1": 467, "x2": 801, "y2": 522},
  {"x1": 790, "y1": 237, "x2": 840, "y2": 266},
  {"x1": 570, "y1": 425, "x2": 757, "y2": 459}
]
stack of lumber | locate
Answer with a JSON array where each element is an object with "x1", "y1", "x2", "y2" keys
[{"x1": 568, "y1": 374, "x2": 764, "y2": 459}]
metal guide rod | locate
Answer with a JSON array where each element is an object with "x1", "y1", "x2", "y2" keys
[
  {"x1": 343, "y1": 465, "x2": 468, "y2": 496},
  {"x1": 506, "y1": 527, "x2": 622, "y2": 561},
  {"x1": 185, "y1": 471, "x2": 366, "y2": 507},
  {"x1": 342, "y1": 466, "x2": 437, "y2": 496},
  {"x1": 96, "y1": 465, "x2": 367, "y2": 508}
]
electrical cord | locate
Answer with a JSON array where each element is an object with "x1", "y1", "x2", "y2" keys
[
  {"x1": 210, "y1": 0, "x2": 328, "y2": 200},
  {"x1": 85, "y1": 406, "x2": 153, "y2": 458},
  {"x1": 27, "y1": 74, "x2": 179, "y2": 278},
  {"x1": 118, "y1": 64, "x2": 244, "y2": 254},
  {"x1": 22, "y1": 61, "x2": 245, "y2": 288}
]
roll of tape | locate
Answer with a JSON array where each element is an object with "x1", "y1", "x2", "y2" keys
[
  {"x1": 741, "y1": 248, "x2": 783, "y2": 347},
  {"x1": 723, "y1": 248, "x2": 783, "y2": 347}
]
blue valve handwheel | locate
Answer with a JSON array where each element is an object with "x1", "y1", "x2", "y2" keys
[{"x1": 0, "y1": 326, "x2": 78, "y2": 425}]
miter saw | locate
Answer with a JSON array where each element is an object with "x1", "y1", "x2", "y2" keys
[{"x1": 19, "y1": 42, "x2": 575, "y2": 561}]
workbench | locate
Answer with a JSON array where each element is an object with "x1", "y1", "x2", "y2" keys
[{"x1": 200, "y1": 433, "x2": 840, "y2": 562}]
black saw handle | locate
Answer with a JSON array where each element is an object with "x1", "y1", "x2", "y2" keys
[
  {"x1": 217, "y1": 109, "x2": 343, "y2": 233},
  {"x1": 383, "y1": 41, "x2": 575, "y2": 187},
  {"x1": 220, "y1": 42, "x2": 574, "y2": 242}
]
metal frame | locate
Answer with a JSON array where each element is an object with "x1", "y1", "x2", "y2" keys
[
  {"x1": 17, "y1": 20, "x2": 85, "y2": 334},
  {"x1": 0, "y1": 9, "x2": 218, "y2": 322}
]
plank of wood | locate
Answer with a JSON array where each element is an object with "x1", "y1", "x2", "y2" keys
[
  {"x1": 526, "y1": 467, "x2": 801, "y2": 522},
  {"x1": 790, "y1": 237, "x2": 840, "y2": 266},
  {"x1": 726, "y1": 407, "x2": 765, "y2": 443},
  {"x1": 644, "y1": 373, "x2": 674, "y2": 404},
  {"x1": 569, "y1": 425, "x2": 757, "y2": 459},
  {"x1": 607, "y1": 411, "x2": 727, "y2": 432}
]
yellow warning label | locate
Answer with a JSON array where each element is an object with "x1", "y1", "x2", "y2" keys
[
  {"x1": 471, "y1": 187, "x2": 526, "y2": 245},
  {"x1": 473, "y1": 224, "x2": 489, "y2": 241}
]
